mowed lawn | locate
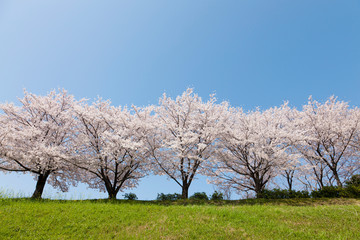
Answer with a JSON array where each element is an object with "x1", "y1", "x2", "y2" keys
[{"x1": 0, "y1": 198, "x2": 359, "y2": 240}]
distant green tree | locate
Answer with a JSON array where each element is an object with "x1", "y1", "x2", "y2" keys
[
  {"x1": 189, "y1": 192, "x2": 208, "y2": 200},
  {"x1": 124, "y1": 193, "x2": 138, "y2": 200},
  {"x1": 345, "y1": 175, "x2": 360, "y2": 187},
  {"x1": 156, "y1": 193, "x2": 182, "y2": 201},
  {"x1": 210, "y1": 191, "x2": 223, "y2": 200}
]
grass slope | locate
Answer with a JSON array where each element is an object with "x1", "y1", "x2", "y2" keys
[{"x1": 0, "y1": 198, "x2": 359, "y2": 239}]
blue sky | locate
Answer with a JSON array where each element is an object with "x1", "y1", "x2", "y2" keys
[{"x1": 0, "y1": 0, "x2": 359, "y2": 199}]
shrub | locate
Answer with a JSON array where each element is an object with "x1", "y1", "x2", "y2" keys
[
  {"x1": 291, "y1": 190, "x2": 310, "y2": 198},
  {"x1": 343, "y1": 185, "x2": 360, "y2": 198},
  {"x1": 261, "y1": 189, "x2": 310, "y2": 199},
  {"x1": 210, "y1": 191, "x2": 224, "y2": 200},
  {"x1": 311, "y1": 186, "x2": 344, "y2": 198},
  {"x1": 189, "y1": 192, "x2": 209, "y2": 200},
  {"x1": 311, "y1": 185, "x2": 360, "y2": 198},
  {"x1": 123, "y1": 193, "x2": 138, "y2": 200},
  {"x1": 156, "y1": 193, "x2": 182, "y2": 201},
  {"x1": 345, "y1": 174, "x2": 360, "y2": 187}
]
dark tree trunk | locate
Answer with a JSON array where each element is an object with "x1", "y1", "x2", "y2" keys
[
  {"x1": 255, "y1": 186, "x2": 264, "y2": 198},
  {"x1": 333, "y1": 171, "x2": 343, "y2": 188},
  {"x1": 287, "y1": 179, "x2": 293, "y2": 191},
  {"x1": 107, "y1": 191, "x2": 118, "y2": 200},
  {"x1": 31, "y1": 173, "x2": 49, "y2": 199},
  {"x1": 254, "y1": 178, "x2": 265, "y2": 198},
  {"x1": 103, "y1": 179, "x2": 120, "y2": 200},
  {"x1": 313, "y1": 165, "x2": 325, "y2": 189},
  {"x1": 285, "y1": 170, "x2": 294, "y2": 191},
  {"x1": 104, "y1": 183, "x2": 119, "y2": 200},
  {"x1": 181, "y1": 183, "x2": 189, "y2": 199}
]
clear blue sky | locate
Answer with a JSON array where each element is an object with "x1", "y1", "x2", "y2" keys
[{"x1": 0, "y1": 0, "x2": 359, "y2": 199}]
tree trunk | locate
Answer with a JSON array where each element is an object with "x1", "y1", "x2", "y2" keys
[
  {"x1": 313, "y1": 166, "x2": 325, "y2": 189},
  {"x1": 105, "y1": 185, "x2": 119, "y2": 200},
  {"x1": 255, "y1": 188, "x2": 263, "y2": 198},
  {"x1": 102, "y1": 175, "x2": 119, "y2": 200},
  {"x1": 287, "y1": 180, "x2": 292, "y2": 191},
  {"x1": 254, "y1": 179, "x2": 264, "y2": 198},
  {"x1": 31, "y1": 173, "x2": 49, "y2": 199},
  {"x1": 181, "y1": 183, "x2": 189, "y2": 199},
  {"x1": 285, "y1": 170, "x2": 294, "y2": 191},
  {"x1": 333, "y1": 171, "x2": 343, "y2": 188},
  {"x1": 107, "y1": 190, "x2": 118, "y2": 200}
]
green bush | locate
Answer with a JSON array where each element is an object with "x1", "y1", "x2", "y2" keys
[
  {"x1": 261, "y1": 189, "x2": 310, "y2": 199},
  {"x1": 189, "y1": 192, "x2": 209, "y2": 200},
  {"x1": 210, "y1": 191, "x2": 224, "y2": 200},
  {"x1": 311, "y1": 186, "x2": 342, "y2": 198},
  {"x1": 156, "y1": 193, "x2": 182, "y2": 201},
  {"x1": 343, "y1": 185, "x2": 360, "y2": 198},
  {"x1": 310, "y1": 185, "x2": 360, "y2": 198},
  {"x1": 123, "y1": 193, "x2": 138, "y2": 200},
  {"x1": 345, "y1": 174, "x2": 360, "y2": 187},
  {"x1": 311, "y1": 186, "x2": 349, "y2": 198}
]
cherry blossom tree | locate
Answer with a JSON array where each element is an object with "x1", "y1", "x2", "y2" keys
[
  {"x1": 292, "y1": 96, "x2": 360, "y2": 188},
  {"x1": 146, "y1": 89, "x2": 229, "y2": 199},
  {"x1": 71, "y1": 99, "x2": 150, "y2": 199},
  {"x1": 208, "y1": 105, "x2": 293, "y2": 198},
  {"x1": 351, "y1": 108, "x2": 360, "y2": 158},
  {"x1": 277, "y1": 109, "x2": 305, "y2": 191},
  {"x1": 279, "y1": 153, "x2": 302, "y2": 191},
  {"x1": 0, "y1": 89, "x2": 77, "y2": 199}
]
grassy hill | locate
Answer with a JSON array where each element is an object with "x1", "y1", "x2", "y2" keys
[{"x1": 0, "y1": 198, "x2": 359, "y2": 239}]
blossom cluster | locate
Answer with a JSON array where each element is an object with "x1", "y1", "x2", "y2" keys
[{"x1": 0, "y1": 89, "x2": 359, "y2": 199}]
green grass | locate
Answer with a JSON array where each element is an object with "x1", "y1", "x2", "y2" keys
[{"x1": 0, "y1": 198, "x2": 359, "y2": 239}]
